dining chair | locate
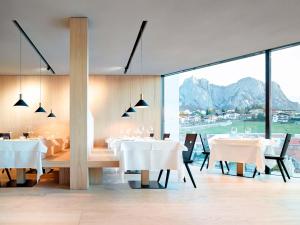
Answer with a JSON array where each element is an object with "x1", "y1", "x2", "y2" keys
[
  {"x1": 0, "y1": 133, "x2": 11, "y2": 139},
  {"x1": 162, "y1": 133, "x2": 170, "y2": 140},
  {"x1": 0, "y1": 133, "x2": 12, "y2": 181},
  {"x1": 157, "y1": 133, "x2": 197, "y2": 188},
  {"x1": 199, "y1": 134, "x2": 230, "y2": 174},
  {"x1": 253, "y1": 133, "x2": 292, "y2": 182}
]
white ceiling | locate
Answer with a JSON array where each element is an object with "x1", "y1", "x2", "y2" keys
[{"x1": 1, "y1": 0, "x2": 300, "y2": 75}]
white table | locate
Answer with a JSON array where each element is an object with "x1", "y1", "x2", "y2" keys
[
  {"x1": 119, "y1": 140, "x2": 186, "y2": 189},
  {"x1": 0, "y1": 139, "x2": 47, "y2": 185},
  {"x1": 106, "y1": 137, "x2": 154, "y2": 155},
  {"x1": 209, "y1": 135, "x2": 273, "y2": 176}
]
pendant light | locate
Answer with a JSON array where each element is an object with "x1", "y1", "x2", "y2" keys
[
  {"x1": 121, "y1": 111, "x2": 130, "y2": 118},
  {"x1": 47, "y1": 72, "x2": 56, "y2": 118},
  {"x1": 35, "y1": 58, "x2": 46, "y2": 113},
  {"x1": 135, "y1": 33, "x2": 149, "y2": 108},
  {"x1": 48, "y1": 110, "x2": 56, "y2": 118},
  {"x1": 121, "y1": 78, "x2": 130, "y2": 118},
  {"x1": 126, "y1": 69, "x2": 136, "y2": 113},
  {"x1": 14, "y1": 31, "x2": 29, "y2": 107},
  {"x1": 122, "y1": 95, "x2": 130, "y2": 118}
]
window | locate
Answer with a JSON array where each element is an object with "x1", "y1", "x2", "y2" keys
[
  {"x1": 271, "y1": 45, "x2": 300, "y2": 176},
  {"x1": 178, "y1": 54, "x2": 265, "y2": 142},
  {"x1": 163, "y1": 44, "x2": 300, "y2": 176},
  {"x1": 164, "y1": 74, "x2": 180, "y2": 141}
]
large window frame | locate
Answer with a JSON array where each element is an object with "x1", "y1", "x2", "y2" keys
[{"x1": 161, "y1": 41, "x2": 300, "y2": 174}]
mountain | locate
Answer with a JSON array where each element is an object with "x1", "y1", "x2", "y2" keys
[{"x1": 179, "y1": 76, "x2": 300, "y2": 112}]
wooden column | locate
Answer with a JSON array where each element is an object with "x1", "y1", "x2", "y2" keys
[{"x1": 69, "y1": 17, "x2": 89, "y2": 189}]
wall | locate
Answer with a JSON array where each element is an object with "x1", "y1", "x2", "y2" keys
[
  {"x1": 0, "y1": 75, "x2": 161, "y2": 146},
  {"x1": 0, "y1": 75, "x2": 69, "y2": 139}
]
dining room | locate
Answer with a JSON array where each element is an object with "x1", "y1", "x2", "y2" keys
[{"x1": 1, "y1": 0, "x2": 300, "y2": 224}]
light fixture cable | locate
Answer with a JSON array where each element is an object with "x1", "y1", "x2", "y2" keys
[{"x1": 19, "y1": 30, "x2": 22, "y2": 94}]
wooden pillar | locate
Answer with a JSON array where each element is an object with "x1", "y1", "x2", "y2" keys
[{"x1": 69, "y1": 17, "x2": 89, "y2": 189}]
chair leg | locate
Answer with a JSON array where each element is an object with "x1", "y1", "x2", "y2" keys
[
  {"x1": 253, "y1": 167, "x2": 257, "y2": 178},
  {"x1": 277, "y1": 160, "x2": 286, "y2": 182},
  {"x1": 219, "y1": 161, "x2": 224, "y2": 174},
  {"x1": 183, "y1": 177, "x2": 186, "y2": 182},
  {"x1": 206, "y1": 156, "x2": 210, "y2": 169},
  {"x1": 5, "y1": 168, "x2": 12, "y2": 181},
  {"x1": 165, "y1": 170, "x2": 170, "y2": 188},
  {"x1": 279, "y1": 160, "x2": 290, "y2": 179},
  {"x1": 157, "y1": 170, "x2": 163, "y2": 182},
  {"x1": 200, "y1": 154, "x2": 208, "y2": 171},
  {"x1": 184, "y1": 163, "x2": 196, "y2": 188},
  {"x1": 225, "y1": 161, "x2": 230, "y2": 171}
]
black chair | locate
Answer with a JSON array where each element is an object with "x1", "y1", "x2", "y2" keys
[
  {"x1": 0, "y1": 133, "x2": 12, "y2": 181},
  {"x1": 162, "y1": 133, "x2": 170, "y2": 140},
  {"x1": 23, "y1": 132, "x2": 29, "y2": 139},
  {"x1": 158, "y1": 133, "x2": 197, "y2": 188},
  {"x1": 0, "y1": 133, "x2": 11, "y2": 139},
  {"x1": 253, "y1": 133, "x2": 292, "y2": 182},
  {"x1": 199, "y1": 134, "x2": 230, "y2": 174}
]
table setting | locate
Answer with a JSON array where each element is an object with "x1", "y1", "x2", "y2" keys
[
  {"x1": 208, "y1": 132, "x2": 277, "y2": 177},
  {"x1": 106, "y1": 134, "x2": 186, "y2": 189},
  {"x1": 0, "y1": 137, "x2": 48, "y2": 187}
]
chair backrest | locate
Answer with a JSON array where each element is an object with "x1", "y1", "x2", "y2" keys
[
  {"x1": 280, "y1": 133, "x2": 292, "y2": 158},
  {"x1": 0, "y1": 133, "x2": 11, "y2": 139},
  {"x1": 23, "y1": 132, "x2": 29, "y2": 139},
  {"x1": 200, "y1": 133, "x2": 210, "y2": 152},
  {"x1": 163, "y1": 133, "x2": 170, "y2": 140},
  {"x1": 149, "y1": 133, "x2": 154, "y2": 138},
  {"x1": 184, "y1": 133, "x2": 197, "y2": 160}
]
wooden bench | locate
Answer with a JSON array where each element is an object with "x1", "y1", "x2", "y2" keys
[{"x1": 42, "y1": 148, "x2": 119, "y2": 185}]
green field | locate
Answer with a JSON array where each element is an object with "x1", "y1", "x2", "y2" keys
[{"x1": 180, "y1": 120, "x2": 300, "y2": 136}]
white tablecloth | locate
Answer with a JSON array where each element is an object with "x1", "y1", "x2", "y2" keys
[
  {"x1": 209, "y1": 137, "x2": 273, "y2": 172},
  {"x1": 106, "y1": 137, "x2": 154, "y2": 155},
  {"x1": 0, "y1": 139, "x2": 47, "y2": 180},
  {"x1": 119, "y1": 140, "x2": 186, "y2": 179}
]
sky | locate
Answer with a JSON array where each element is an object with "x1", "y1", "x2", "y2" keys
[{"x1": 178, "y1": 45, "x2": 300, "y2": 103}]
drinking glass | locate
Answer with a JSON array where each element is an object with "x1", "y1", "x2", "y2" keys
[
  {"x1": 245, "y1": 127, "x2": 252, "y2": 135},
  {"x1": 231, "y1": 127, "x2": 237, "y2": 136}
]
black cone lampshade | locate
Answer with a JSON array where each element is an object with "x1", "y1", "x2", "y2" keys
[
  {"x1": 121, "y1": 111, "x2": 130, "y2": 118},
  {"x1": 135, "y1": 93, "x2": 149, "y2": 108},
  {"x1": 126, "y1": 104, "x2": 136, "y2": 113},
  {"x1": 47, "y1": 110, "x2": 56, "y2": 118},
  {"x1": 14, "y1": 94, "x2": 28, "y2": 107},
  {"x1": 35, "y1": 102, "x2": 46, "y2": 113}
]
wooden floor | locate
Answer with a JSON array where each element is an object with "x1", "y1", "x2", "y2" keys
[{"x1": 0, "y1": 167, "x2": 300, "y2": 225}]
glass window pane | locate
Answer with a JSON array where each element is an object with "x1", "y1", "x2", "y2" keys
[
  {"x1": 271, "y1": 45, "x2": 300, "y2": 176},
  {"x1": 164, "y1": 54, "x2": 265, "y2": 171},
  {"x1": 179, "y1": 54, "x2": 265, "y2": 141}
]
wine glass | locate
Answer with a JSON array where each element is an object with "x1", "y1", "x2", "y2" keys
[
  {"x1": 231, "y1": 127, "x2": 238, "y2": 136},
  {"x1": 245, "y1": 127, "x2": 252, "y2": 136}
]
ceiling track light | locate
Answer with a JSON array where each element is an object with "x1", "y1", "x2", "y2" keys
[
  {"x1": 12, "y1": 20, "x2": 55, "y2": 75},
  {"x1": 124, "y1": 20, "x2": 147, "y2": 74}
]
